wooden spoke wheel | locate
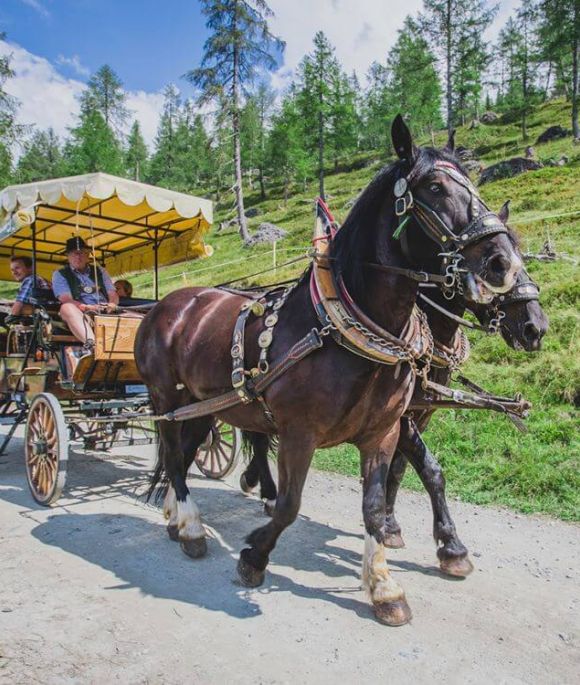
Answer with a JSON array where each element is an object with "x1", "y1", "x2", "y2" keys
[
  {"x1": 194, "y1": 420, "x2": 242, "y2": 479},
  {"x1": 25, "y1": 393, "x2": 68, "y2": 506}
]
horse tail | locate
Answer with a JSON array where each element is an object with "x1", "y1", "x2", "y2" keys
[
  {"x1": 241, "y1": 430, "x2": 279, "y2": 460},
  {"x1": 146, "y1": 424, "x2": 168, "y2": 504}
]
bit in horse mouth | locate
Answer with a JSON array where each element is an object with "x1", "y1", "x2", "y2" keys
[{"x1": 464, "y1": 273, "x2": 495, "y2": 304}]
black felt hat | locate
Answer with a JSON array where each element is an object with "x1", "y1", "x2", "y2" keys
[{"x1": 65, "y1": 236, "x2": 89, "y2": 253}]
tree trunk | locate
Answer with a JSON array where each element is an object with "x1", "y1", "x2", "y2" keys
[
  {"x1": 232, "y1": 35, "x2": 250, "y2": 243},
  {"x1": 259, "y1": 165, "x2": 266, "y2": 200},
  {"x1": 446, "y1": 0, "x2": 453, "y2": 135},
  {"x1": 318, "y1": 108, "x2": 325, "y2": 200},
  {"x1": 572, "y1": 0, "x2": 579, "y2": 140}
]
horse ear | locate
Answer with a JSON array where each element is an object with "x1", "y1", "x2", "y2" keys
[
  {"x1": 444, "y1": 129, "x2": 456, "y2": 153},
  {"x1": 498, "y1": 200, "x2": 510, "y2": 224},
  {"x1": 391, "y1": 114, "x2": 415, "y2": 161}
]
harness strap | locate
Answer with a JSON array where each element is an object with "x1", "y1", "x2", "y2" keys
[{"x1": 163, "y1": 328, "x2": 324, "y2": 423}]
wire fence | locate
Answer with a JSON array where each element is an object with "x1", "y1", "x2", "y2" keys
[{"x1": 133, "y1": 207, "x2": 579, "y2": 295}]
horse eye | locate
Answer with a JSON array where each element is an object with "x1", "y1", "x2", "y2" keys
[{"x1": 429, "y1": 183, "x2": 442, "y2": 194}]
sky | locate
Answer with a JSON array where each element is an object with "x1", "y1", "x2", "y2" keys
[{"x1": 0, "y1": 0, "x2": 518, "y2": 152}]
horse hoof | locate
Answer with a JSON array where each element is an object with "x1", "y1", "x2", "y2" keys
[
  {"x1": 263, "y1": 499, "x2": 276, "y2": 517},
  {"x1": 384, "y1": 532, "x2": 405, "y2": 549},
  {"x1": 374, "y1": 599, "x2": 412, "y2": 627},
  {"x1": 440, "y1": 555, "x2": 474, "y2": 578},
  {"x1": 180, "y1": 537, "x2": 207, "y2": 559},
  {"x1": 240, "y1": 473, "x2": 255, "y2": 494},
  {"x1": 167, "y1": 524, "x2": 179, "y2": 541},
  {"x1": 237, "y1": 556, "x2": 265, "y2": 588}
]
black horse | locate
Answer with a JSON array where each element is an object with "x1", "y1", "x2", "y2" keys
[{"x1": 135, "y1": 116, "x2": 521, "y2": 626}]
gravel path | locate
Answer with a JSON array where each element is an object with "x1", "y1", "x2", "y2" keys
[{"x1": 0, "y1": 430, "x2": 578, "y2": 684}]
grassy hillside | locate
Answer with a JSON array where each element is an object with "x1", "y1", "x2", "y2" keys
[{"x1": 4, "y1": 99, "x2": 579, "y2": 519}]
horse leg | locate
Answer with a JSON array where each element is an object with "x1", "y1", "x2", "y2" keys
[
  {"x1": 157, "y1": 420, "x2": 208, "y2": 559},
  {"x1": 384, "y1": 450, "x2": 408, "y2": 549},
  {"x1": 237, "y1": 433, "x2": 314, "y2": 588},
  {"x1": 164, "y1": 418, "x2": 212, "y2": 543},
  {"x1": 361, "y1": 426, "x2": 412, "y2": 627},
  {"x1": 398, "y1": 417, "x2": 473, "y2": 577},
  {"x1": 240, "y1": 432, "x2": 278, "y2": 515}
]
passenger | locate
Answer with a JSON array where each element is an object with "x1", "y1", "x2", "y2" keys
[
  {"x1": 9, "y1": 255, "x2": 51, "y2": 316},
  {"x1": 52, "y1": 236, "x2": 118, "y2": 353},
  {"x1": 114, "y1": 279, "x2": 133, "y2": 299}
]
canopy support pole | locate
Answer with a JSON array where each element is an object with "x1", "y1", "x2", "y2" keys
[
  {"x1": 153, "y1": 227, "x2": 159, "y2": 300},
  {"x1": 31, "y1": 220, "x2": 37, "y2": 282}
]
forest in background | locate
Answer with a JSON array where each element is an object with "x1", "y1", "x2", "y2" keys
[{"x1": 0, "y1": 0, "x2": 578, "y2": 242}]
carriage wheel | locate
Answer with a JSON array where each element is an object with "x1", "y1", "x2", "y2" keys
[
  {"x1": 25, "y1": 393, "x2": 68, "y2": 506},
  {"x1": 194, "y1": 420, "x2": 242, "y2": 479}
]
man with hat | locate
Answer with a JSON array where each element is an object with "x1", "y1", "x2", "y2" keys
[{"x1": 52, "y1": 236, "x2": 118, "y2": 352}]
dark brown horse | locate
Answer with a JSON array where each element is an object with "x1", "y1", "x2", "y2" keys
[
  {"x1": 135, "y1": 116, "x2": 522, "y2": 626},
  {"x1": 240, "y1": 250, "x2": 548, "y2": 577}
]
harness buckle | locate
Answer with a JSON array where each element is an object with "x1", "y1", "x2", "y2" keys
[
  {"x1": 395, "y1": 196, "x2": 407, "y2": 216},
  {"x1": 231, "y1": 368, "x2": 246, "y2": 388}
]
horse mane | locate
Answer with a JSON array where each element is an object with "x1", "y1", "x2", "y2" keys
[{"x1": 332, "y1": 146, "x2": 464, "y2": 303}]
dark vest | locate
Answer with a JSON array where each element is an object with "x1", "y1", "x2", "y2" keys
[{"x1": 58, "y1": 265, "x2": 108, "y2": 302}]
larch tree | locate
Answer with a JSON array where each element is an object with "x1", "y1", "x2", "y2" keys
[
  {"x1": 64, "y1": 104, "x2": 124, "y2": 175},
  {"x1": 81, "y1": 65, "x2": 130, "y2": 135},
  {"x1": 538, "y1": 0, "x2": 580, "y2": 139},
  {"x1": 185, "y1": 0, "x2": 284, "y2": 242},
  {"x1": 297, "y1": 31, "x2": 340, "y2": 199},
  {"x1": 16, "y1": 128, "x2": 64, "y2": 182},
  {"x1": 125, "y1": 120, "x2": 148, "y2": 181},
  {"x1": 387, "y1": 16, "x2": 443, "y2": 137},
  {"x1": 0, "y1": 36, "x2": 20, "y2": 186}
]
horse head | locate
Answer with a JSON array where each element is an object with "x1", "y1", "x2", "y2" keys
[{"x1": 389, "y1": 115, "x2": 522, "y2": 303}]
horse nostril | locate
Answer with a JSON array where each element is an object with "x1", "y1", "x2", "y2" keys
[
  {"x1": 523, "y1": 321, "x2": 541, "y2": 342},
  {"x1": 488, "y1": 254, "x2": 510, "y2": 276}
]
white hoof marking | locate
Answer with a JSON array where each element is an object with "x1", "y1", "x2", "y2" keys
[
  {"x1": 361, "y1": 532, "x2": 404, "y2": 603},
  {"x1": 177, "y1": 494, "x2": 205, "y2": 540},
  {"x1": 163, "y1": 485, "x2": 177, "y2": 526}
]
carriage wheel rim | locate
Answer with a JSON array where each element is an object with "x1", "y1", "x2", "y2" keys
[
  {"x1": 25, "y1": 393, "x2": 68, "y2": 505},
  {"x1": 194, "y1": 421, "x2": 241, "y2": 479}
]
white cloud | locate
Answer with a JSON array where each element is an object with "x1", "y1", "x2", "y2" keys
[
  {"x1": 0, "y1": 39, "x2": 164, "y2": 153},
  {"x1": 19, "y1": 0, "x2": 50, "y2": 19},
  {"x1": 267, "y1": 0, "x2": 520, "y2": 86},
  {"x1": 125, "y1": 90, "x2": 165, "y2": 146},
  {"x1": 56, "y1": 54, "x2": 90, "y2": 77}
]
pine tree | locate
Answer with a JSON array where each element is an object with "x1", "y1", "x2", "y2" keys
[
  {"x1": 64, "y1": 103, "x2": 124, "y2": 175},
  {"x1": 16, "y1": 128, "x2": 64, "y2": 182},
  {"x1": 81, "y1": 65, "x2": 130, "y2": 134},
  {"x1": 538, "y1": 0, "x2": 580, "y2": 139},
  {"x1": 297, "y1": 31, "x2": 340, "y2": 199},
  {"x1": 328, "y1": 70, "x2": 359, "y2": 169},
  {"x1": 185, "y1": 0, "x2": 284, "y2": 242},
  {"x1": 125, "y1": 120, "x2": 148, "y2": 181}
]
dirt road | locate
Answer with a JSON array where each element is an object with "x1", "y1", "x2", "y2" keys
[{"x1": 0, "y1": 429, "x2": 578, "y2": 684}]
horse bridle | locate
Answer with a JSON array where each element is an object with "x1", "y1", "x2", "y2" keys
[
  {"x1": 393, "y1": 160, "x2": 509, "y2": 294},
  {"x1": 418, "y1": 268, "x2": 541, "y2": 335}
]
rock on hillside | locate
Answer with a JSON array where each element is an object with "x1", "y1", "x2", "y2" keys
[
  {"x1": 479, "y1": 157, "x2": 543, "y2": 185},
  {"x1": 536, "y1": 125, "x2": 570, "y2": 144},
  {"x1": 245, "y1": 222, "x2": 287, "y2": 247}
]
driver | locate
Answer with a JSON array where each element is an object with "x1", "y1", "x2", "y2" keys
[{"x1": 52, "y1": 236, "x2": 118, "y2": 353}]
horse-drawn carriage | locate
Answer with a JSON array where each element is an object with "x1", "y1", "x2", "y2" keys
[{"x1": 0, "y1": 173, "x2": 241, "y2": 505}]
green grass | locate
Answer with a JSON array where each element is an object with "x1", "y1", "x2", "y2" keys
[{"x1": 1, "y1": 98, "x2": 578, "y2": 519}]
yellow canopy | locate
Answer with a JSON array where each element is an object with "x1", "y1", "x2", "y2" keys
[{"x1": 0, "y1": 172, "x2": 213, "y2": 282}]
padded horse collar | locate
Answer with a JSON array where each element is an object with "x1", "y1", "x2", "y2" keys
[{"x1": 310, "y1": 244, "x2": 433, "y2": 367}]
